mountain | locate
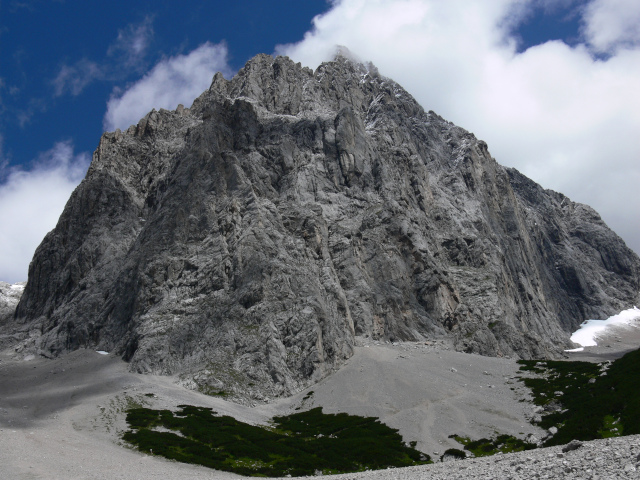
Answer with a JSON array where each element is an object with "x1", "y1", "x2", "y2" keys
[
  {"x1": 7, "y1": 52, "x2": 640, "y2": 402},
  {"x1": 0, "y1": 282, "x2": 25, "y2": 349}
]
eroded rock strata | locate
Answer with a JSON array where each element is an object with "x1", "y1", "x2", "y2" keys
[{"x1": 9, "y1": 53, "x2": 640, "y2": 401}]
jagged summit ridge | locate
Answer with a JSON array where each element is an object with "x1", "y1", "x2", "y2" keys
[{"x1": 8, "y1": 54, "x2": 640, "y2": 402}]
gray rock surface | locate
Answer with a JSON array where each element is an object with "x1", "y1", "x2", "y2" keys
[
  {"x1": 0, "y1": 282, "x2": 24, "y2": 322},
  {"x1": 6, "y1": 52, "x2": 640, "y2": 401},
  {"x1": 0, "y1": 282, "x2": 25, "y2": 349}
]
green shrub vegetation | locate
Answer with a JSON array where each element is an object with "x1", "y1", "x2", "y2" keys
[
  {"x1": 449, "y1": 434, "x2": 536, "y2": 457},
  {"x1": 440, "y1": 448, "x2": 466, "y2": 461},
  {"x1": 122, "y1": 405, "x2": 431, "y2": 477},
  {"x1": 517, "y1": 347, "x2": 640, "y2": 446},
  {"x1": 122, "y1": 347, "x2": 640, "y2": 474}
]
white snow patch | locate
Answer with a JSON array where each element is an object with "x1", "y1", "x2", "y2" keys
[
  {"x1": 564, "y1": 347, "x2": 584, "y2": 353},
  {"x1": 96, "y1": 351, "x2": 109, "y2": 355},
  {"x1": 9, "y1": 283, "x2": 25, "y2": 291},
  {"x1": 570, "y1": 307, "x2": 640, "y2": 347}
]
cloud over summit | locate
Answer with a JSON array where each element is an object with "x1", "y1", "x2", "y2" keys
[
  {"x1": 278, "y1": 0, "x2": 640, "y2": 254},
  {"x1": 103, "y1": 42, "x2": 232, "y2": 132}
]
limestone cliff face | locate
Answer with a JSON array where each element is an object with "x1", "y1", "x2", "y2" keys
[
  {"x1": 0, "y1": 282, "x2": 25, "y2": 349},
  {"x1": 10, "y1": 53, "x2": 640, "y2": 402}
]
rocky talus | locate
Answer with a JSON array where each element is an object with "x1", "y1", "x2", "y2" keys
[
  {"x1": 6, "y1": 52, "x2": 640, "y2": 401},
  {"x1": 313, "y1": 435, "x2": 640, "y2": 480}
]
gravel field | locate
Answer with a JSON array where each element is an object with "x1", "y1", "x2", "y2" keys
[
  {"x1": 299, "y1": 435, "x2": 640, "y2": 480},
  {"x1": 1, "y1": 323, "x2": 639, "y2": 479}
]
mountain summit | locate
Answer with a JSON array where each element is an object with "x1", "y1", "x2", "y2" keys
[{"x1": 8, "y1": 53, "x2": 640, "y2": 402}]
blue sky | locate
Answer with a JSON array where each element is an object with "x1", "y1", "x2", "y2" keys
[
  {"x1": 0, "y1": 0, "x2": 330, "y2": 167},
  {"x1": 1, "y1": 0, "x2": 639, "y2": 283}
]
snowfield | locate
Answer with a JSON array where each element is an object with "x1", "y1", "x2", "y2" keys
[{"x1": 570, "y1": 307, "x2": 640, "y2": 347}]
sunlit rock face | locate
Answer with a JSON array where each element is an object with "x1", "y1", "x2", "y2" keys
[
  {"x1": 0, "y1": 282, "x2": 25, "y2": 349},
  {"x1": 10, "y1": 52, "x2": 640, "y2": 402}
]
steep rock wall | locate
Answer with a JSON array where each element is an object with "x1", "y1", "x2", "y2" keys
[{"x1": 10, "y1": 53, "x2": 640, "y2": 402}]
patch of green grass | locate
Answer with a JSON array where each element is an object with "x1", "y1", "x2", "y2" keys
[
  {"x1": 449, "y1": 434, "x2": 535, "y2": 457},
  {"x1": 122, "y1": 406, "x2": 431, "y2": 477},
  {"x1": 517, "y1": 347, "x2": 640, "y2": 446},
  {"x1": 599, "y1": 415, "x2": 623, "y2": 438}
]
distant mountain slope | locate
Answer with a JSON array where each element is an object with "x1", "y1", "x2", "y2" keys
[
  {"x1": 0, "y1": 282, "x2": 25, "y2": 349},
  {"x1": 8, "y1": 52, "x2": 640, "y2": 401}
]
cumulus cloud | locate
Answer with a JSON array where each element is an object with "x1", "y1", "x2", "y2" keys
[
  {"x1": 583, "y1": 0, "x2": 640, "y2": 53},
  {"x1": 0, "y1": 141, "x2": 89, "y2": 283},
  {"x1": 52, "y1": 59, "x2": 103, "y2": 97},
  {"x1": 277, "y1": 0, "x2": 640, "y2": 255},
  {"x1": 103, "y1": 42, "x2": 232, "y2": 131}
]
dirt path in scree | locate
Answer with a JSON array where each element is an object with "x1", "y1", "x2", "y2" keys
[{"x1": 259, "y1": 341, "x2": 543, "y2": 457}]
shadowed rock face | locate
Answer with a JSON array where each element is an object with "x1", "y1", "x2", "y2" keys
[{"x1": 10, "y1": 53, "x2": 640, "y2": 402}]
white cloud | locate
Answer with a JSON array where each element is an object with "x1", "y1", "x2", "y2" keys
[
  {"x1": 583, "y1": 0, "x2": 640, "y2": 53},
  {"x1": 0, "y1": 133, "x2": 6, "y2": 167},
  {"x1": 0, "y1": 141, "x2": 89, "y2": 283},
  {"x1": 277, "y1": 0, "x2": 640, "y2": 255},
  {"x1": 107, "y1": 16, "x2": 155, "y2": 68},
  {"x1": 51, "y1": 17, "x2": 155, "y2": 99},
  {"x1": 52, "y1": 59, "x2": 103, "y2": 96},
  {"x1": 103, "y1": 42, "x2": 232, "y2": 132}
]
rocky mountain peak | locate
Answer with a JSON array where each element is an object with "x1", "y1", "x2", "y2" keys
[{"x1": 5, "y1": 54, "x2": 639, "y2": 403}]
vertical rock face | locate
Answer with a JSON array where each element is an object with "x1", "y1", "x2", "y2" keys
[{"x1": 9, "y1": 53, "x2": 640, "y2": 402}]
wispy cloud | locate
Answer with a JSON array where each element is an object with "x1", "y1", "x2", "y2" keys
[
  {"x1": 583, "y1": 0, "x2": 640, "y2": 53},
  {"x1": 107, "y1": 16, "x2": 155, "y2": 69},
  {"x1": 51, "y1": 17, "x2": 156, "y2": 99},
  {"x1": 0, "y1": 78, "x2": 5, "y2": 121},
  {"x1": 0, "y1": 141, "x2": 90, "y2": 283},
  {"x1": 52, "y1": 59, "x2": 103, "y2": 97},
  {"x1": 277, "y1": 0, "x2": 640, "y2": 255},
  {"x1": 8, "y1": 1, "x2": 36, "y2": 13},
  {"x1": 103, "y1": 41, "x2": 232, "y2": 131},
  {"x1": 0, "y1": 133, "x2": 7, "y2": 170}
]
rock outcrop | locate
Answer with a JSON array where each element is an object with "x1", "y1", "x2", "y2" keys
[
  {"x1": 0, "y1": 282, "x2": 25, "y2": 350},
  {"x1": 7, "y1": 52, "x2": 640, "y2": 401}
]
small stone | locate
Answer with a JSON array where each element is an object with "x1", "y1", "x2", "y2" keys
[
  {"x1": 548, "y1": 427, "x2": 558, "y2": 435},
  {"x1": 562, "y1": 440, "x2": 583, "y2": 452},
  {"x1": 527, "y1": 435, "x2": 540, "y2": 445}
]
